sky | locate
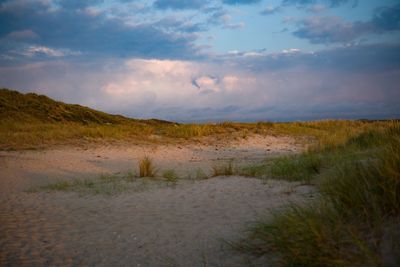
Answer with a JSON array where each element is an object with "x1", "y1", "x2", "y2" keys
[{"x1": 0, "y1": 0, "x2": 399, "y2": 122}]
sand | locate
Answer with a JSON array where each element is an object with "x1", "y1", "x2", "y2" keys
[{"x1": 0, "y1": 135, "x2": 315, "y2": 266}]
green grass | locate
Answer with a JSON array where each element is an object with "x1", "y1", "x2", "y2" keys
[
  {"x1": 269, "y1": 153, "x2": 322, "y2": 182},
  {"x1": 237, "y1": 123, "x2": 400, "y2": 266},
  {"x1": 36, "y1": 173, "x2": 175, "y2": 196},
  {"x1": 238, "y1": 120, "x2": 395, "y2": 183},
  {"x1": 162, "y1": 169, "x2": 179, "y2": 182},
  {"x1": 212, "y1": 161, "x2": 234, "y2": 177},
  {"x1": 190, "y1": 168, "x2": 209, "y2": 180},
  {"x1": 239, "y1": 153, "x2": 325, "y2": 183},
  {"x1": 38, "y1": 174, "x2": 132, "y2": 195}
]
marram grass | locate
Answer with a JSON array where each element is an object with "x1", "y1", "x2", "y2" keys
[{"x1": 237, "y1": 122, "x2": 400, "y2": 267}]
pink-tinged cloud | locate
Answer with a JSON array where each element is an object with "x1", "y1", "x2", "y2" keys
[
  {"x1": 5, "y1": 30, "x2": 39, "y2": 40},
  {"x1": 0, "y1": 44, "x2": 399, "y2": 121}
]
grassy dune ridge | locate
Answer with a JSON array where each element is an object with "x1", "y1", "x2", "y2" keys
[{"x1": 0, "y1": 88, "x2": 395, "y2": 150}]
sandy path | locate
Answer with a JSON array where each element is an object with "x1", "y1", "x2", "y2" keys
[{"x1": 0, "y1": 135, "x2": 313, "y2": 266}]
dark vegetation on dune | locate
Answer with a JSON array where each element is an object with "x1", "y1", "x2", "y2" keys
[{"x1": 0, "y1": 88, "x2": 173, "y2": 125}]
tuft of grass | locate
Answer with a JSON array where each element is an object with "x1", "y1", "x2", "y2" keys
[
  {"x1": 237, "y1": 123, "x2": 400, "y2": 266},
  {"x1": 139, "y1": 156, "x2": 156, "y2": 177},
  {"x1": 193, "y1": 168, "x2": 209, "y2": 180},
  {"x1": 163, "y1": 124, "x2": 221, "y2": 138},
  {"x1": 212, "y1": 161, "x2": 234, "y2": 177},
  {"x1": 36, "y1": 172, "x2": 177, "y2": 195},
  {"x1": 162, "y1": 169, "x2": 179, "y2": 182},
  {"x1": 239, "y1": 164, "x2": 270, "y2": 178},
  {"x1": 38, "y1": 174, "x2": 133, "y2": 195},
  {"x1": 41, "y1": 181, "x2": 71, "y2": 191}
]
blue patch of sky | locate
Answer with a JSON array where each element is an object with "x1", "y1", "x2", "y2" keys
[
  {"x1": 57, "y1": 0, "x2": 399, "y2": 54},
  {"x1": 198, "y1": 0, "x2": 399, "y2": 54}
]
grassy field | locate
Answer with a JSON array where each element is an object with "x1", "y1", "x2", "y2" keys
[{"x1": 236, "y1": 121, "x2": 400, "y2": 267}]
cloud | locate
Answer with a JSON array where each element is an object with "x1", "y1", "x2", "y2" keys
[
  {"x1": 282, "y1": 0, "x2": 355, "y2": 7},
  {"x1": 282, "y1": 48, "x2": 301, "y2": 54},
  {"x1": 206, "y1": 7, "x2": 245, "y2": 30},
  {"x1": 20, "y1": 45, "x2": 81, "y2": 57},
  {"x1": 153, "y1": 0, "x2": 206, "y2": 10},
  {"x1": 373, "y1": 4, "x2": 400, "y2": 31},
  {"x1": 260, "y1": 6, "x2": 282, "y2": 16},
  {"x1": 56, "y1": 0, "x2": 105, "y2": 9},
  {"x1": 306, "y1": 4, "x2": 327, "y2": 13},
  {"x1": 1, "y1": 43, "x2": 399, "y2": 121},
  {"x1": 5, "y1": 30, "x2": 39, "y2": 40},
  {"x1": 293, "y1": 16, "x2": 372, "y2": 44},
  {"x1": 291, "y1": 4, "x2": 400, "y2": 44},
  {"x1": 233, "y1": 43, "x2": 400, "y2": 72},
  {"x1": 223, "y1": 21, "x2": 245, "y2": 30},
  {"x1": 191, "y1": 75, "x2": 220, "y2": 94},
  {"x1": 222, "y1": 75, "x2": 240, "y2": 91},
  {"x1": 153, "y1": 17, "x2": 206, "y2": 33},
  {"x1": 222, "y1": 0, "x2": 261, "y2": 5},
  {"x1": 0, "y1": 0, "x2": 199, "y2": 60}
]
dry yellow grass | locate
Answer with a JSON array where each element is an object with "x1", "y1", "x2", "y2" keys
[
  {"x1": 2, "y1": 88, "x2": 396, "y2": 150},
  {"x1": 1, "y1": 119, "x2": 397, "y2": 150},
  {"x1": 139, "y1": 156, "x2": 156, "y2": 177}
]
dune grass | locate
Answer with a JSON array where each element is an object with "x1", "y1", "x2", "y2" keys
[
  {"x1": 212, "y1": 161, "x2": 234, "y2": 177},
  {"x1": 162, "y1": 169, "x2": 179, "y2": 182},
  {"x1": 239, "y1": 153, "x2": 324, "y2": 182},
  {"x1": 1, "y1": 87, "x2": 396, "y2": 150},
  {"x1": 1, "y1": 109, "x2": 396, "y2": 151},
  {"x1": 237, "y1": 122, "x2": 400, "y2": 266},
  {"x1": 37, "y1": 173, "x2": 140, "y2": 196},
  {"x1": 139, "y1": 156, "x2": 156, "y2": 177},
  {"x1": 36, "y1": 169, "x2": 182, "y2": 196},
  {"x1": 2, "y1": 119, "x2": 394, "y2": 150}
]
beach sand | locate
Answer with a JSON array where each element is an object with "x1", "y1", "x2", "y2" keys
[{"x1": 0, "y1": 135, "x2": 314, "y2": 266}]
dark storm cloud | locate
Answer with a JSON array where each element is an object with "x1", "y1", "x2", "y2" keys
[{"x1": 0, "y1": 0, "x2": 198, "y2": 60}]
